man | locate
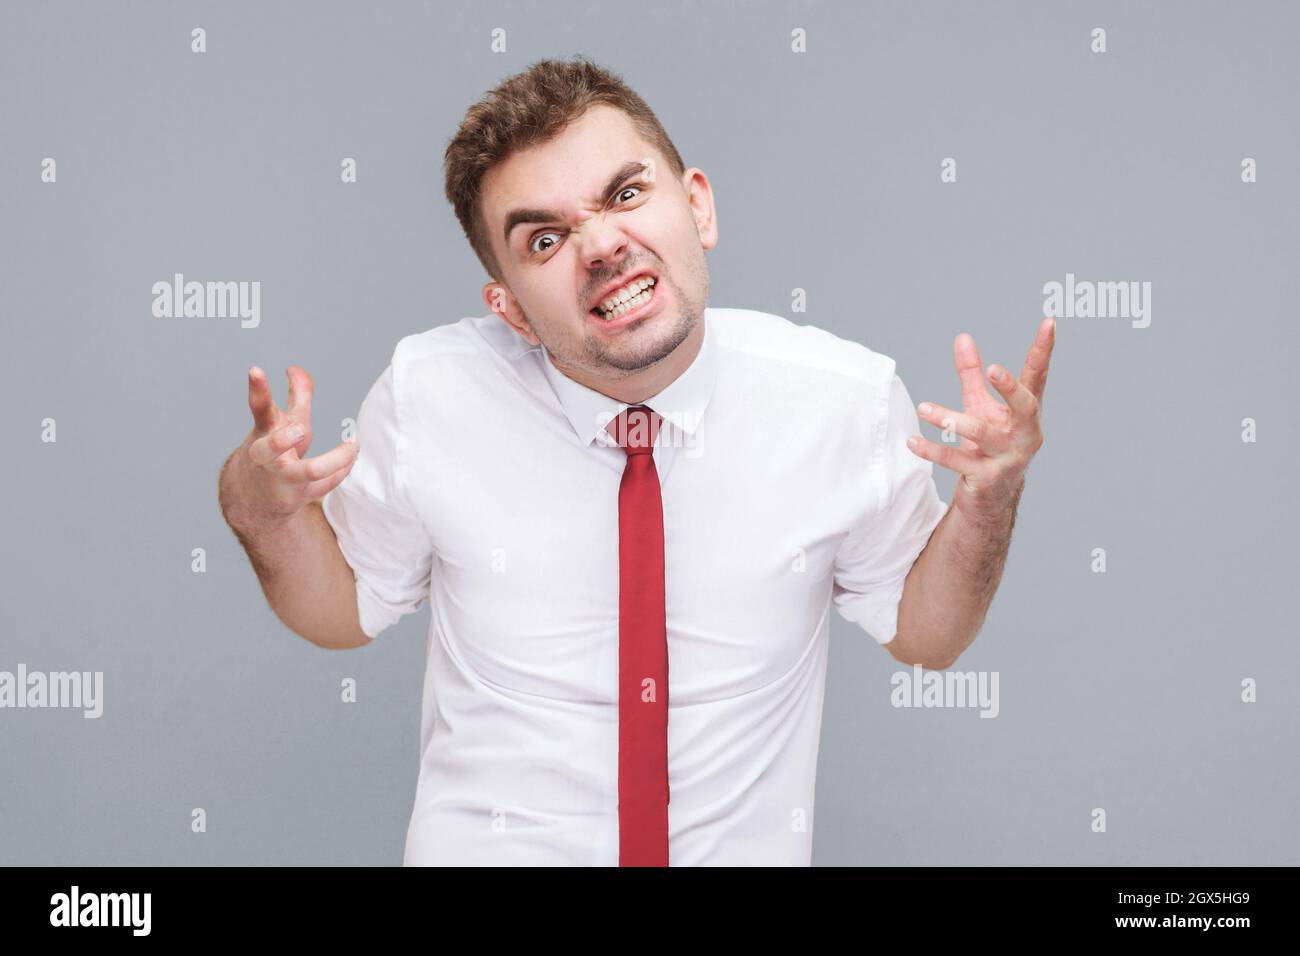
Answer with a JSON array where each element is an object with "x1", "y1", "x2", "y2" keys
[{"x1": 217, "y1": 56, "x2": 1054, "y2": 866}]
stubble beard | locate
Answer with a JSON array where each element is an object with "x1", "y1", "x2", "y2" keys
[{"x1": 536, "y1": 259, "x2": 709, "y2": 380}]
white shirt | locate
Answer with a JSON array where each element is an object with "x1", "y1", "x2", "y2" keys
[{"x1": 321, "y1": 306, "x2": 949, "y2": 865}]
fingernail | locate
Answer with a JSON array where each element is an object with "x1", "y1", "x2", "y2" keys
[
  {"x1": 918, "y1": 403, "x2": 932, "y2": 415},
  {"x1": 286, "y1": 424, "x2": 304, "y2": 442}
]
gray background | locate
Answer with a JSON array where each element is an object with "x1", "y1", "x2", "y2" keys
[{"x1": 2, "y1": 0, "x2": 1296, "y2": 865}]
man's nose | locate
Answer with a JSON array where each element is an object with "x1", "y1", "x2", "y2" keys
[{"x1": 578, "y1": 214, "x2": 630, "y2": 270}]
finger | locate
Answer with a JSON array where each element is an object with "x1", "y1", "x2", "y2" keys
[
  {"x1": 248, "y1": 420, "x2": 306, "y2": 466},
  {"x1": 280, "y1": 438, "x2": 358, "y2": 483},
  {"x1": 286, "y1": 365, "x2": 314, "y2": 422},
  {"x1": 954, "y1": 333, "x2": 992, "y2": 410},
  {"x1": 987, "y1": 364, "x2": 1039, "y2": 421},
  {"x1": 1019, "y1": 317, "x2": 1056, "y2": 403},
  {"x1": 303, "y1": 455, "x2": 356, "y2": 500},
  {"x1": 247, "y1": 367, "x2": 281, "y2": 435},
  {"x1": 906, "y1": 433, "x2": 985, "y2": 475},
  {"x1": 916, "y1": 400, "x2": 1008, "y2": 454}
]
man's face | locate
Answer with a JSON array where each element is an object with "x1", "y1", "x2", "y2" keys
[{"x1": 479, "y1": 104, "x2": 718, "y2": 386}]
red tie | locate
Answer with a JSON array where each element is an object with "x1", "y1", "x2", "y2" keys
[{"x1": 610, "y1": 405, "x2": 670, "y2": 866}]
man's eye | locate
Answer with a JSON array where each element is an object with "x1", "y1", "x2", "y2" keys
[
  {"x1": 528, "y1": 187, "x2": 643, "y2": 257},
  {"x1": 529, "y1": 232, "x2": 561, "y2": 256}
]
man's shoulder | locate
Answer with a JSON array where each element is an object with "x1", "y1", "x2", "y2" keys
[
  {"x1": 708, "y1": 306, "x2": 897, "y2": 388},
  {"x1": 370, "y1": 314, "x2": 528, "y2": 417},
  {"x1": 389, "y1": 313, "x2": 520, "y2": 368}
]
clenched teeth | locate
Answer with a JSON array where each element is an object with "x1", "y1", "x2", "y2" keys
[{"x1": 596, "y1": 277, "x2": 656, "y2": 319}]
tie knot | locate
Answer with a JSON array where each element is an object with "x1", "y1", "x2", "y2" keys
[{"x1": 608, "y1": 405, "x2": 661, "y2": 456}]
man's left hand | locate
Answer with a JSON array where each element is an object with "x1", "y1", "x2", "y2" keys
[{"x1": 906, "y1": 317, "x2": 1056, "y2": 522}]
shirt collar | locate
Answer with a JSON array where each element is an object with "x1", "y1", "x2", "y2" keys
[{"x1": 539, "y1": 310, "x2": 718, "y2": 449}]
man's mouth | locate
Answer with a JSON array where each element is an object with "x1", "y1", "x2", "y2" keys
[{"x1": 590, "y1": 275, "x2": 658, "y2": 322}]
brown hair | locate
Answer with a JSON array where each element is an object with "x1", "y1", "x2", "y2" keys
[{"x1": 443, "y1": 55, "x2": 687, "y2": 282}]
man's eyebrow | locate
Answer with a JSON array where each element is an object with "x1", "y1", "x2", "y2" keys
[{"x1": 501, "y1": 160, "x2": 649, "y2": 249}]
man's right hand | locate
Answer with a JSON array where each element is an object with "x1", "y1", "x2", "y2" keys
[{"x1": 220, "y1": 365, "x2": 359, "y2": 530}]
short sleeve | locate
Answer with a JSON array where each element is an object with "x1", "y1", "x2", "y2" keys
[
  {"x1": 832, "y1": 372, "x2": 949, "y2": 646},
  {"x1": 321, "y1": 362, "x2": 434, "y2": 640}
]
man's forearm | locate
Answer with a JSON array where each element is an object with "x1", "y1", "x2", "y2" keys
[
  {"x1": 891, "y1": 477, "x2": 1024, "y2": 669},
  {"x1": 219, "y1": 455, "x2": 369, "y2": 650}
]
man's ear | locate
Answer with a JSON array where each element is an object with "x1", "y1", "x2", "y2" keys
[
  {"x1": 681, "y1": 167, "x2": 719, "y2": 251},
  {"x1": 481, "y1": 282, "x2": 540, "y2": 346}
]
